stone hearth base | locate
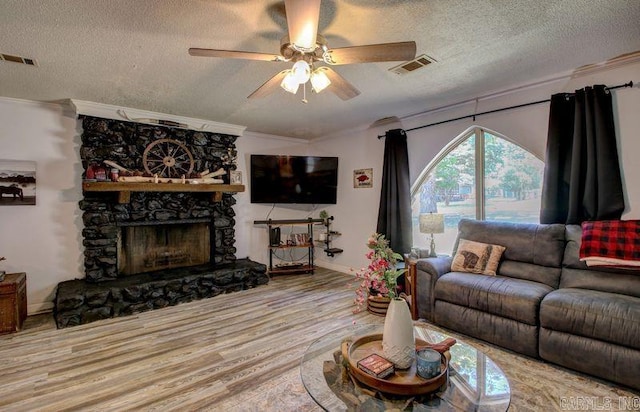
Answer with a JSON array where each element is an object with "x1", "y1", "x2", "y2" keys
[{"x1": 54, "y1": 259, "x2": 268, "y2": 328}]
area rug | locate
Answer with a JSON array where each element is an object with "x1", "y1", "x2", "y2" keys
[{"x1": 225, "y1": 320, "x2": 639, "y2": 412}]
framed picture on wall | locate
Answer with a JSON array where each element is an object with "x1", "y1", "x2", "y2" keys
[
  {"x1": 0, "y1": 159, "x2": 36, "y2": 206},
  {"x1": 354, "y1": 168, "x2": 373, "y2": 188}
]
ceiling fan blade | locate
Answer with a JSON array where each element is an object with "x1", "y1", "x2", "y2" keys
[
  {"x1": 324, "y1": 41, "x2": 417, "y2": 65},
  {"x1": 189, "y1": 48, "x2": 284, "y2": 62},
  {"x1": 317, "y1": 67, "x2": 360, "y2": 100},
  {"x1": 247, "y1": 70, "x2": 289, "y2": 99},
  {"x1": 284, "y1": 0, "x2": 321, "y2": 51}
]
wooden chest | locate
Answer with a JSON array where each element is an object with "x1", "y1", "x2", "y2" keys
[{"x1": 0, "y1": 272, "x2": 27, "y2": 335}]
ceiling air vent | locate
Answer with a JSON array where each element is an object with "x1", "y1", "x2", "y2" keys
[
  {"x1": 390, "y1": 54, "x2": 436, "y2": 75},
  {"x1": 1, "y1": 53, "x2": 37, "y2": 66}
]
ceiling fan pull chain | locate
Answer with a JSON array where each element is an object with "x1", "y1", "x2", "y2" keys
[{"x1": 302, "y1": 82, "x2": 308, "y2": 104}]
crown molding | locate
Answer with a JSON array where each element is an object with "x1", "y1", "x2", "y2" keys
[
  {"x1": 68, "y1": 99, "x2": 246, "y2": 136},
  {"x1": 572, "y1": 50, "x2": 640, "y2": 76},
  {"x1": 242, "y1": 130, "x2": 310, "y2": 144}
]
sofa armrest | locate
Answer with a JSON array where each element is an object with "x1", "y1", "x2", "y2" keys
[
  {"x1": 416, "y1": 256, "x2": 452, "y2": 278},
  {"x1": 414, "y1": 256, "x2": 452, "y2": 321}
]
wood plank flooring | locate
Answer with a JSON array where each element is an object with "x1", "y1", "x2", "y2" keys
[
  {"x1": 0, "y1": 268, "x2": 381, "y2": 411},
  {"x1": 1, "y1": 268, "x2": 637, "y2": 411}
]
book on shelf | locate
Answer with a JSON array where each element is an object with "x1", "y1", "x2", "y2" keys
[{"x1": 356, "y1": 353, "x2": 395, "y2": 379}]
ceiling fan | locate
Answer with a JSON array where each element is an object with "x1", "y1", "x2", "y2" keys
[{"x1": 188, "y1": 0, "x2": 416, "y2": 102}]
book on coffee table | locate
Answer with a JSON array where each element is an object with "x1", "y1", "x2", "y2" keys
[{"x1": 357, "y1": 353, "x2": 395, "y2": 379}]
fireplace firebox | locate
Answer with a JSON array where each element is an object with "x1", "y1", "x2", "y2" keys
[{"x1": 118, "y1": 220, "x2": 212, "y2": 276}]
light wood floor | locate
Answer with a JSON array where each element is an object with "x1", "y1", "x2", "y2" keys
[
  {"x1": 1, "y1": 268, "x2": 637, "y2": 411},
  {"x1": 0, "y1": 268, "x2": 382, "y2": 411}
]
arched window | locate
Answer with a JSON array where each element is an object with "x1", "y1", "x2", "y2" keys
[{"x1": 411, "y1": 127, "x2": 544, "y2": 254}]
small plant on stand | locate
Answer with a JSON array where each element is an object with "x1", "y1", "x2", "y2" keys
[{"x1": 352, "y1": 233, "x2": 406, "y2": 313}]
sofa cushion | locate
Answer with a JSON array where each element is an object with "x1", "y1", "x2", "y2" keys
[
  {"x1": 540, "y1": 288, "x2": 640, "y2": 350},
  {"x1": 434, "y1": 272, "x2": 554, "y2": 325},
  {"x1": 451, "y1": 238, "x2": 505, "y2": 275},
  {"x1": 435, "y1": 300, "x2": 540, "y2": 358},
  {"x1": 455, "y1": 219, "x2": 565, "y2": 287},
  {"x1": 540, "y1": 328, "x2": 640, "y2": 391}
]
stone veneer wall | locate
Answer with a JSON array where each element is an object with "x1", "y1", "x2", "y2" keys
[
  {"x1": 79, "y1": 115, "x2": 240, "y2": 282},
  {"x1": 54, "y1": 116, "x2": 269, "y2": 328}
]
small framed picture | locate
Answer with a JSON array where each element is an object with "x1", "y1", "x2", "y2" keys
[
  {"x1": 0, "y1": 159, "x2": 37, "y2": 205},
  {"x1": 229, "y1": 170, "x2": 243, "y2": 184},
  {"x1": 354, "y1": 168, "x2": 373, "y2": 188}
]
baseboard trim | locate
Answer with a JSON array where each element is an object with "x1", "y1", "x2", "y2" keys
[
  {"x1": 28, "y1": 302, "x2": 54, "y2": 315},
  {"x1": 315, "y1": 261, "x2": 353, "y2": 275}
]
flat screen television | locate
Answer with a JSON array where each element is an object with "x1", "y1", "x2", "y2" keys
[{"x1": 250, "y1": 155, "x2": 338, "y2": 204}]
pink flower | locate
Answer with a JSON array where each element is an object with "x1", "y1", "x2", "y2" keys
[{"x1": 352, "y1": 233, "x2": 406, "y2": 313}]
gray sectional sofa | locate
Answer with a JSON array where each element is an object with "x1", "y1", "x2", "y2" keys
[{"x1": 407, "y1": 219, "x2": 640, "y2": 391}]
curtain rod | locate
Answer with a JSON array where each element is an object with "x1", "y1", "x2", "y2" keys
[{"x1": 378, "y1": 81, "x2": 633, "y2": 138}]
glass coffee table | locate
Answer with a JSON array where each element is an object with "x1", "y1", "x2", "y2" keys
[{"x1": 301, "y1": 323, "x2": 510, "y2": 411}]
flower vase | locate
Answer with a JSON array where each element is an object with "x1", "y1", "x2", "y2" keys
[{"x1": 382, "y1": 297, "x2": 415, "y2": 369}]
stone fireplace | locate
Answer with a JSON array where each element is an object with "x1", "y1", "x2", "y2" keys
[{"x1": 54, "y1": 115, "x2": 267, "y2": 328}]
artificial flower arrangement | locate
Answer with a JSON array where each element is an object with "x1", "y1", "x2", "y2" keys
[{"x1": 353, "y1": 233, "x2": 406, "y2": 312}]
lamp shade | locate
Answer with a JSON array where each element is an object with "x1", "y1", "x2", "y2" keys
[
  {"x1": 292, "y1": 60, "x2": 311, "y2": 84},
  {"x1": 419, "y1": 213, "x2": 445, "y2": 234},
  {"x1": 280, "y1": 71, "x2": 300, "y2": 94},
  {"x1": 310, "y1": 69, "x2": 331, "y2": 93}
]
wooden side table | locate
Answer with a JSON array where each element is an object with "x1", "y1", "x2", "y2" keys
[
  {"x1": 0, "y1": 272, "x2": 27, "y2": 334},
  {"x1": 403, "y1": 256, "x2": 419, "y2": 320}
]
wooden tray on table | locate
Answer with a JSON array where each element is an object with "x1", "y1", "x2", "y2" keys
[{"x1": 341, "y1": 333, "x2": 449, "y2": 396}]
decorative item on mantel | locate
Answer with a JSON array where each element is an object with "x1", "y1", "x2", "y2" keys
[
  {"x1": 221, "y1": 147, "x2": 238, "y2": 184},
  {"x1": 92, "y1": 160, "x2": 226, "y2": 185}
]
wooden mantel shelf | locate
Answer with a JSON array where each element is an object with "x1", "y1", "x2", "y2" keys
[{"x1": 82, "y1": 181, "x2": 245, "y2": 203}]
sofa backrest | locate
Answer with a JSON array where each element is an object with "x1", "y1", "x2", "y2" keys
[
  {"x1": 455, "y1": 219, "x2": 565, "y2": 288},
  {"x1": 561, "y1": 225, "x2": 640, "y2": 298}
]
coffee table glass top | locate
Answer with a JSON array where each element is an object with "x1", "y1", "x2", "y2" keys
[{"x1": 300, "y1": 323, "x2": 510, "y2": 411}]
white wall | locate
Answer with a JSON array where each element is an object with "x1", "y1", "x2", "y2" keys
[
  {"x1": 0, "y1": 98, "x2": 81, "y2": 314},
  {"x1": 1, "y1": 60, "x2": 638, "y2": 313}
]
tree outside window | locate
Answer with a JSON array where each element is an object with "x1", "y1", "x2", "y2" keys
[{"x1": 411, "y1": 128, "x2": 544, "y2": 254}]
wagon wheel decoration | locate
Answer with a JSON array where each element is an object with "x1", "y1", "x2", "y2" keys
[{"x1": 142, "y1": 139, "x2": 195, "y2": 178}]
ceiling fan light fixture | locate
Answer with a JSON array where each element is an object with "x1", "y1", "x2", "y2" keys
[
  {"x1": 280, "y1": 71, "x2": 300, "y2": 94},
  {"x1": 292, "y1": 60, "x2": 311, "y2": 84},
  {"x1": 310, "y1": 69, "x2": 331, "y2": 93}
]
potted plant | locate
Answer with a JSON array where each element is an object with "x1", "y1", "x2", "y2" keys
[{"x1": 352, "y1": 233, "x2": 406, "y2": 315}]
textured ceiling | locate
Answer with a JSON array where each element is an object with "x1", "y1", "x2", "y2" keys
[{"x1": 1, "y1": 0, "x2": 639, "y2": 139}]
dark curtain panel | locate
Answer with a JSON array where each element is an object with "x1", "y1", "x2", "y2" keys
[
  {"x1": 377, "y1": 128, "x2": 412, "y2": 254},
  {"x1": 540, "y1": 85, "x2": 624, "y2": 224}
]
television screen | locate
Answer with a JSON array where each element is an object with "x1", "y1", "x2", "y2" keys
[{"x1": 250, "y1": 155, "x2": 338, "y2": 204}]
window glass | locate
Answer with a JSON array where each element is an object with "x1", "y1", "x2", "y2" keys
[
  {"x1": 484, "y1": 132, "x2": 543, "y2": 222},
  {"x1": 411, "y1": 128, "x2": 544, "y2": 254}
]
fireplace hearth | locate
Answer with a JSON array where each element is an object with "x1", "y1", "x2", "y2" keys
[
  {"x1": 55, "y1": 259, "x2": 267, "y2": 328},
  {"x1": 54, "y1": 115, "x2": 268, "y2": 328}
]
